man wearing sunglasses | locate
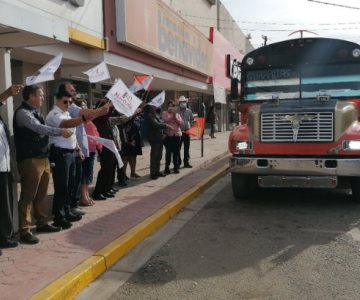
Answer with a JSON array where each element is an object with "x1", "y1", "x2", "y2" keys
[
  {"x1": 46, "y1": 90, "x2": 89, "y2": 229},
  {"x1": 58, "y1": 82, "x2": 109, "y2": 214}
]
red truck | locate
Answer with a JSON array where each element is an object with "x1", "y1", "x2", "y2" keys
[{"x1": 228, "y1": 37, "x2": 360, "y2": 200}]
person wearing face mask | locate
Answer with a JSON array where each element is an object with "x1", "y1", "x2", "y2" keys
[
  {"x1": 146, "y1": 105, "x2": 172, "y2": 179},
  {"x1": 161, "y1": 100, "x2": 184, "y2": 174},
  {"x1": 177, "y1": 95, "x2": 194, "y2": 168}
]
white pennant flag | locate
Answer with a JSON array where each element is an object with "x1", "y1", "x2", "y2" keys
[
  {"x1": 148, "y1": 90, "x2": 165, "y2": 108},
  {"x1": 87, "y1": 135, "x2": 123, "y2": 168},
  {"x1": 83, "y1": 61, "x2": 110, "y2": 83},
  {"x1": 129, "y1": 75, "x2": 154, "y2": 93},
  {"x1": 105, "y1": 79, "x2": 142, "y2": 117},
  {"x1": 26, "y1": 53, "x2": 63, "y2": 85}
]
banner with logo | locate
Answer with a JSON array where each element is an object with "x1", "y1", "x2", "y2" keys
[
  {"x1": 105, "y1": 79, "x2": 142, "y2": 117},
  {"x1": 148, "y1": 90, "x2": 165, "y2": 108},
  {"x1": 25, "y1": 53, "x2": 63, "y2": 85},
  {"x1": 83, "y1": 61, "x2": 111, "y2": 83}
]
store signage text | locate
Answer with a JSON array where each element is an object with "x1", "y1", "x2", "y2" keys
[
  {"x1": 158, "y1": 10, "x2": 210, "y2": 74},
  {"x1": 227, "y1": 54, "x2": 241, "y2": 81}
]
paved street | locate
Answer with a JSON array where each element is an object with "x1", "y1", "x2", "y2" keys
[
  {"x1": 0, "y1": 131, "x2": 229, "y2": 300},
  {"x1": 108, "y1": 176, "x2": 360, "y2": 300}
]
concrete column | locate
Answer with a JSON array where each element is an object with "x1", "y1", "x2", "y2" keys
[
  {"x1": 0, "y1": 48, "x2": 19, "y2": 233},
  {"x1": 0, "y1": 48, "x2": 14, "y2": 133}
]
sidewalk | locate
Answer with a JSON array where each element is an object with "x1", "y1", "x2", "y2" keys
[{"x1": 1, "y1": 131, "x2": 230, "y2": 300}]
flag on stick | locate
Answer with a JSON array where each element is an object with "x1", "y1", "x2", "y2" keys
[
  {"x1": 25, "y1": 53, "x2": 63, "y2": 85},
  {"x1": 87, "y1": 135, "x2": 123, "y2": 168},
  {"x1": 105, "y1": 79, "x2": 142, "y2": 117},
  {"x1": 83, "y1": 62, "x2": 110, "y2": 83},
  {"x1": 185, "y1": 117, "x2": 205, "y2": 139},
  {"x1": 148, "y1": 91, "x2": 165, "y2": 108},
  {"x1": 129, "y1": 75, "x2": 154, "y2": 93}
]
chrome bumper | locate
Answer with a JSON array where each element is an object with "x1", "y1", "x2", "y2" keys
[{"x1": 230, "y1": 156, "x2": 360, "y2": 177}]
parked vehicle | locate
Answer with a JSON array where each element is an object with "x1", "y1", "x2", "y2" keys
[{"x1": 228, "y1": 37, "x2": 360, "y2": 200}]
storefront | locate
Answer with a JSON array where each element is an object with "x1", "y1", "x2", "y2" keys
[{"x1": 210, "y1": 27, "x2": 243, "y2": 131}]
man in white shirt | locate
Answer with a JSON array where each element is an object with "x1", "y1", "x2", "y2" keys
[
  {"x1": 58, "y1": 82, "x2": 108, "y2": 213},
  {"x1": 0, "y1": 84, "x2": 23, "y2": 251},
  {"x1": 46, "y1": 90, "x2": 88, "y2": 229}
]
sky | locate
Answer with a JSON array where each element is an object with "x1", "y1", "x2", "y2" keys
[{"x1": 221, "y1": 0, "x2": 360, "y2": 48}]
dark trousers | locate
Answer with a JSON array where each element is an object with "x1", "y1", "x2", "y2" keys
[
  {"x1": 164, "y1": 136, "x2": 181, "y2": 169},
  {"x1": 0, "y1": 172, "x2": 14, "y2": 240},
  {"x1": 116, "y1": 161, "x2": 127, "y2": 183},
  {"x1": 93, "y1": 147, "x2": 116, "y2": 195},
  {"x1": 51, "y1": 151, "x2": 75, "y2": 222},
  {"x1": 179, "y1": 133, "x2": 190, "y2": 165},
  {"x1": 70, "y1": 157, "x2": 82, "y2": 208},
  {"x1": 149, "y1": 141, "x2": 163, "y2": 176}
]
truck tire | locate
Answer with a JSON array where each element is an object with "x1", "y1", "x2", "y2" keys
[
  {"x1": 231, "y1": 173, "x2": 257, "y2": 200},
  {"x1": 351, "y1": 177, "x2": 360, "y2": 202}
]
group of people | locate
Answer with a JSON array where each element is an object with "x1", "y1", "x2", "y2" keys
[
  {"x1": 0, "y1": 84, "x2": 196, "y2": 252},
  {"x1": 146, "y1": 96, "x2": 194, "y2": 179}
]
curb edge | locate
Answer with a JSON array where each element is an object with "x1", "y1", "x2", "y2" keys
[{"x1": 30, "y1": 162, "x2": 230, "y2": 300}]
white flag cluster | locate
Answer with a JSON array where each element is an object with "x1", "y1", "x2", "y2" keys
[
  {"x1": 25, "y1": 53, "x2": 63, "y2": 86},
  {"x1": 24, "y1": 56, "x2": 162, "y2": 116},
  {"x1": 87, "y1": 135, "x2": 123, "y2": 168},
  {"x1": 105, "y1": 79, "x2": 143, "y2": 117},
  {"x1": 148, "y1": 91, "x2": 165, "y2": 108},
  {"x1": 83, "y1": 62, "x2": 110, "y2": 83}
]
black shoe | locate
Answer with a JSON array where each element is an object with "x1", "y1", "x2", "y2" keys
[
  {"x1": 164, "y1": 167, "x2": 170, "y2": 174},
  {"x1": 150, "y1": 174, "x2": 158, "y2": 180},
  {"x1": 118, "y1": 180, "x2": 128, "y2": 187},
  {"x1": 107, "y1": 189, "x2": 116, "y2": 195},
  {"x1": 37, "y1": 224, "x2": 61, "y2": 233},
  {"x1": 20, "y1": 233, "x2": 39, "y2": 245},
  {"x1": 92, "y1": 193, "x2": 107, "y2": 200},
  {"x1": 184, "y1": 164, "x2": 193, "y2": 168},
  {"x1": 156, "y1": 172, "x2": 166, "y2": 177},
  {"x1": 0, "y1": 238, "x2": 18, "y2": 248},
  {"x1": 103, "y1": 192, "x2": 115, "y2": 198},
  {"x1": 174, "y1": 169, "x2": 180, "y2": 174},
  {"x1": 66, "y1": 213, "x2": 82, "y2": 222},
  {"x1": 71, "y1": 207, "x2": 86, "y2": 216},
  {"x1": 110, "y1": 187, "x2": 119, "y2": 193},
  {"x1": 53, "y1": 219, "x2": 72, "y2": 229}
]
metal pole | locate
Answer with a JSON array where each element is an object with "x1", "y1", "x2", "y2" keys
[{"x1": 201, "y1": 102, "x2": 206, "y2": 157}]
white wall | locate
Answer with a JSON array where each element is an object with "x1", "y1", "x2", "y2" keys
[
  {"x1": 0, "y1": 0, "x2": 104, "y2": 42},
  {"x1": 161, "y1": 0, "x2": 253, "y2": 55}
]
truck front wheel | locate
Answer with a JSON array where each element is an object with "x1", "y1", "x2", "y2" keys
[
  {"x1": 231, "y1": 173, "x2": 257, "y2": 200},
  {"x1": 351, "y1": 177, "x2": 360, "y2": 202}
]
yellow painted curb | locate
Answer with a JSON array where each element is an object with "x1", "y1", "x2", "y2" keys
[
  {"x1": 31, "y1": 164, "x2": 229, "y2": 300},
  {"x1": 30, "y1": 256, "x2": 107, "y2": 300}
]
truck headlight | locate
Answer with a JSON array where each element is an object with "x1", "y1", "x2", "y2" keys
[
  {"x1": 236, "y1": 141, "x2": 249, "y2": 150},
  {"x1": 343, "y1": 140, "x2": 360, "y2": 150}
]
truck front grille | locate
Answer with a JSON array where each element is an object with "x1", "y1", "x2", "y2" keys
[{"x1": 261, "y1": 112, "x2": 334, "y2": 142}]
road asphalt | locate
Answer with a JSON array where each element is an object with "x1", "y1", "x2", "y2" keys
[{"x1": 0, "y1": 131, "x2": 230, "y2": 300}]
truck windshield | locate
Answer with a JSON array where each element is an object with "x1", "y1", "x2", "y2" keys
[{"x1": 244, "y1": 64, "x2": 360, "y2": 101}]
